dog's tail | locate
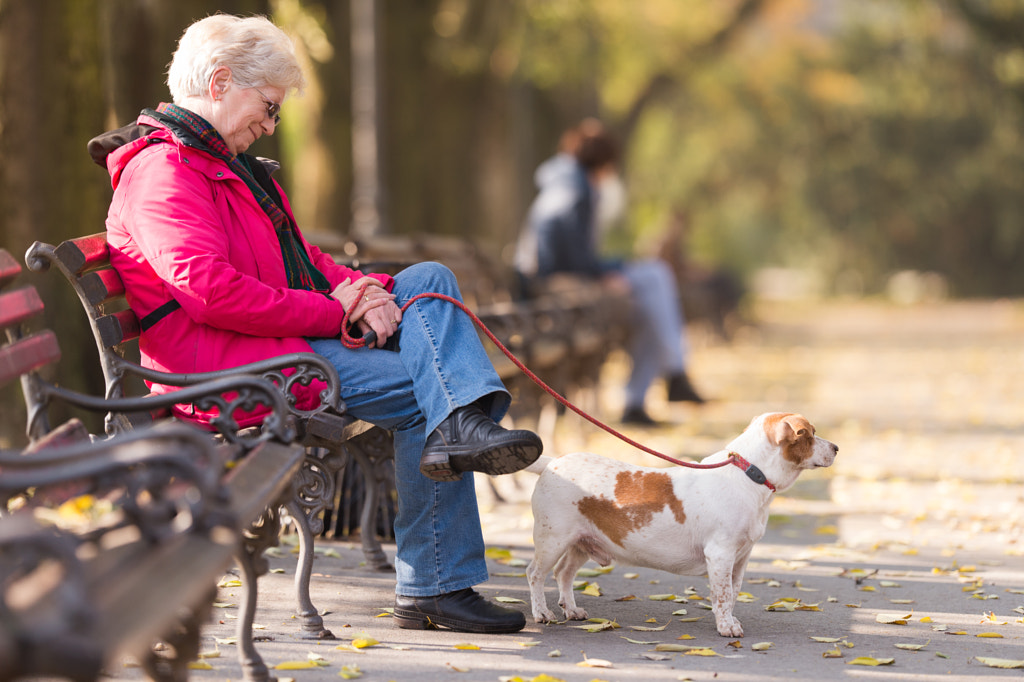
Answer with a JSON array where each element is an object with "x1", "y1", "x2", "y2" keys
[{"x1": 524, "y1": 455, "x2": 553, "y2": 475}]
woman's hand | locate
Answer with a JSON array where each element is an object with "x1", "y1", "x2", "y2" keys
[{"x1": 330, "y1": 277, "x2": 402, "y2": 348}]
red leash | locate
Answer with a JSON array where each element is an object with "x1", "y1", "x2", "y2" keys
[{"x1": 340, "y1": 285, "x2": 774, "y2": 489}]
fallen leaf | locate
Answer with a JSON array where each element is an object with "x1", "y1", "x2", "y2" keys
[
  {"x1": 671, "y1": 609, "x2": 688, "y2": 616},
  {"x1": 582, "y1": 583, "x2": 602, "y2": 597},
  {"x1": 624, "y1": 572, "x2": 639, "y2": 579},
  {"x1": 622, "y1": 637, "x2": 659, "y2": 645},
  {"x1": 630, "y1": 623, "x2": 667, "y2": 631},
  {"x1": 275, "y1": 661, "x2": 327, "y2": 670},
  {"x1": 810, "y1": 636, "x2": 842, "y2": 643},
  {"x1": 676, "y1": 634, "x2": 695, "y2": 640},
  {"x1": 876, "y1": 613, "x2": 912, "y2": 625},
  {"x1": 879, "y1": 581, "x2": 902, "y2": 588},
  {"x1": 752, "y1": 642, "x2": 773, "y2": 651},
  {"x1": 648, "y1": 594, "x2": 677, "y2": 601},
  {"x1": 919, "y1": 616, "x2": 932, "y2": 623},
  {"x1": 447, "y1": 664, "x2": 470, "y2": 672},
  {"x1": 847, "y1": 657, "x2": 895, "y2": 666},
  {"x1": 338, "y1": 664, "x2": 363, "y2": 679},
  {"x1": 188, "y1": 661, "x2": 214, "y2": 670},
  {"x1": 577, "y1": 657, "x2": 613, "y2": 668},
  {"x1": 894, "y1": 640, "x2": 929, "y2": 651},
  {"x1": 495, "y1": 596, "x2": 525, "y2": 603},
  {"x1": 547, "y1": 649, "x2": 562, "y2": 657},
  {"x1": 655, "y1": 643, "x2": 702, "y2": 652},
  {"x1": 453, "y1": 643, "x2": 480, "y2": 650},
  {"x1": 684, "y1": 648, "x2": 722, "y2": 657},
  {"x1": 615, "y1": 595, "x2": 636, "y2": 601},
  {"x1": 976, "y1": 632, "x2": 1004, "y2": 638},
  {"x1": 218, "y1": 578, "x2": 243, "y2": 588},
  {"x1": 577, "y1": 565, "x2": 615, "y2": 577},
  {"x1": 640, "y1": 652, "x2": 672, "y2": 661},
  {"x1": 975, "y1": 657, "x2": 1024, "y2": 669},
  {"x1": 197, "y1": 650, "x2": 220, "y2": 659},
  {"x1": 350, "y1": 637, "x2": 378, "y2": 649},
  {"x1": 823, "y1": 648, "x2": 843, "y2": 658},
  {"x1": 485, "y1": 547, "x2": 513, "y2": 561}
]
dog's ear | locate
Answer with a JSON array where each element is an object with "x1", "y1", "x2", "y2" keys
[{"x1": 765, "y1": 413, "x2": 812, "y2": 445}]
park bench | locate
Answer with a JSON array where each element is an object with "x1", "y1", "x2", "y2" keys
[
  {"x1": 22, "y1": 236, "x2": 398, "y2": 641},
  {"x1": 1, "y1": 248, "x2": 306, "y2": 681}
]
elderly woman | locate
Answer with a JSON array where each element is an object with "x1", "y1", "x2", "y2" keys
[{"x1": 93, "y1": 14, "x2": 540, "y2": 634}]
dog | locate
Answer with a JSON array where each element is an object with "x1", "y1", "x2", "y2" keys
[{"x1": 524, "y1": 412, "x2": 838, "y2": 637}]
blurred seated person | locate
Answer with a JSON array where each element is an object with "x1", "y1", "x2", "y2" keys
[{"x1": 515, "y1": 119, "x2": 705, "y2": 426}]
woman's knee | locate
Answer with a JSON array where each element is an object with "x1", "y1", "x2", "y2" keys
[{"x1": 398, "y1": 261, "x2": 460, "y2": 295}]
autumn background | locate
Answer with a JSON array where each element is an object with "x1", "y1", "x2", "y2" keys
[{"x1": 2, "y1": 0, "x2": 1024, "y2": 437}]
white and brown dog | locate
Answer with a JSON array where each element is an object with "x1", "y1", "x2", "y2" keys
[{"x1": 525, "y1": 412, "x2": 838, "y2": 637}]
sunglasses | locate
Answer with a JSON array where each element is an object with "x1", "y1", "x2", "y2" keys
[{"x1": 254, "y1": 87, "x2": 281, "y2": 125}]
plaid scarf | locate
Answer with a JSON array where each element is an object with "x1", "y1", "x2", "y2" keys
[{"x1": 144, "y1": 103, "x2": 331, "y2": 293}]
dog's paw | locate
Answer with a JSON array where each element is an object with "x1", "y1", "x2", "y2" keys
[
  {"x1": 533, "y1": 608, "x2": 558, "y2": 623},
  {"x1": 562, "y1": 606, "x2": 588, "y2": 620},
  {"x1": 715, "y1": 617, "x2": 744, "y2": 638}
]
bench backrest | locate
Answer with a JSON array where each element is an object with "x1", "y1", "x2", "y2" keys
[{"x1": 1, "y1": 249, "x2": 62, "y2": 438}]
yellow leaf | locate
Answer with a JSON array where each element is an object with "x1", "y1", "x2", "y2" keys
[
  {"x1": 577, "y1": 657, "x2": 613, "y2": 668},
  {"x1": 495, "y1": 596, "x2": 525, "y2": 603},
  {"x1": 823, "y1": 648, "x2": 843, "y2": 658},
  {"x1": 517, "y1": 640, "x2": 541, "y2": 647},
  {"x1": 197, "y1": 650, "x2": 220, "y2": 659},
  {"x1": 350, "y1": 637, "x2": 378, "y2": 649},
  {"x1": 454, "y1": 643, "x2": 480, "y2": 650},
  {"x1": 648, "y1": 594, "x2": 677, "y2": 601},
  {"x1": 737, "y1": 592, "x2": 758, "y2": 602},
  {"x1": 531, "y1": 675, "x2": 567, "y2": 682},
  {"x1": 976, "y1": 632, "x2": 1004, "y2": 638},
  {"x1": 630, "y1": 623, "x2": 667, "y2": 631},
  {"x1": 275, "y1": 661, "x2": 323, "y2": 670},
  {"x1": 752, "y1": 642, "x2": 773, "y2": 651},
  {"x1": 919, "y1": 616, "x2": 932, "y2": 622},
  {"x1": 879, "y1": 581, "x2": 901, "y2": 588},
  {"x1": 676, "y1": 634, "x2": 695, "y2": 640},
  {"x1": 577, "y1": 565, "x2": 615, "y2": 577},
  {"x1": 218, "y1": 578, "x2": 243, "y2": 588},
  {"x1": 622, "y1": 637, "x2": 659, "y2": 645},
  {"x1": 188, "y1": 661, "x2": 214, "y2": 670},
  {"x1": 547, "y1": 649, "x2": 562, "y2": 657},
  {"x1": 623, "y1": 573, "x2": 639, "y2": 579},
  {"x1": 338, "y1": 664, "x2": 363, "y2": 679},
  {"x1": 684, "y1": 648, "x2": 722, "y2": 657},
  {"x1": 975, "y1": 657, "x2": 1024, "y2": 669},
  {"x1": 485, "y1": 547, "x2": 512, "y2": 561},
  {"x1": 858, "y1": 586, "x2": 876, "y2": 592},
  {"x1": 810, "y1": 636, "x2": 842, "y2": 642},
  {"x1": 895, "y1": 640, "x2": 929, "y2": 651},
  {"x1": 847, "y1": 657, "x2": 895, "y2": 666},
  {"x1": 582, "y1": 583, "x2": 602, "y2": 597}
]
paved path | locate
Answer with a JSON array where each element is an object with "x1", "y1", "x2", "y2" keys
[{"x1": 105, "y1": 299, "x2": 1023, "y2": 681}]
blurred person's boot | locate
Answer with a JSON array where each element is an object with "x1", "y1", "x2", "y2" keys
[
  {"x1": 621, "y1": 405, "x2": 660, "y2": 426},
  {"x1": 667, "y1": 371, "x2": 705, "y2": 403}
]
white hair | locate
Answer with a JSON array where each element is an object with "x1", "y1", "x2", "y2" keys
[{"x1": 167, "y1": 14, "x2": 306, "y2": 103}]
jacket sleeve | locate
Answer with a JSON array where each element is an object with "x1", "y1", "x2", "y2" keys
[{"x1": 113, "y1": 148, "x2": 349, "y2": 339}]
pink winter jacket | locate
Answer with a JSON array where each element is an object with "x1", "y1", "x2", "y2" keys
[{"x1": 104, "y1": 114, "x2": 392, "y2": 425}]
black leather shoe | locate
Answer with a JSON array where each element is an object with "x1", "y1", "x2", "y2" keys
[
  {"x1": 667, "y1": 372, "x2": 705, "y2": 403},
  {"x1": 420, "y1": 404, "x2": 542, "y2": 482},
  {"x1": 394, "y1": 588, "x2": 526, "y2": 633}
]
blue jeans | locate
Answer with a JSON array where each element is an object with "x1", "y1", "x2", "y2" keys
[
  {"x1": 622, "y1": 259, "x2": 688, "y2": 409},
  {"x1": 308, "y1": 262, "x2": 509, "y2": 596}
]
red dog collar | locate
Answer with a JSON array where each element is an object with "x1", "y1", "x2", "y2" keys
[{"x1": 728, "y1": 452, "x2": 777, "y2": 493}]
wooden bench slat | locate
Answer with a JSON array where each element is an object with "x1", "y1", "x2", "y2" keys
[
  {"x1": 0, "y1": 249, "x2": 20, "y2": 286},
  {"x1": 223, "y1": 440, "x2": 305, "y2": 526},
  {"x1": 53, "y1": 233, "x2": 108, "y2": 276},
  {"x1": 0, "y1": 285, "x2": 44, "y2": 328},
  {"x1": 0, "y1": 330, "x2": 60, "y2": 387},
  {"x1": 79, "y1": 268, "x2": 125, "y2": 306},
  {"x1": 96, "y1": 309, "x2": 140, "y2": 348}
]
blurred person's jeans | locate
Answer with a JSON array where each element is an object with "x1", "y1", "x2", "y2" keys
[
  {"x1": 623, "y1": 258, "x2": 689, "y2": 409},
  {"x1": 309, "y1": 261, "x2": 509, "y2": 596}
]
